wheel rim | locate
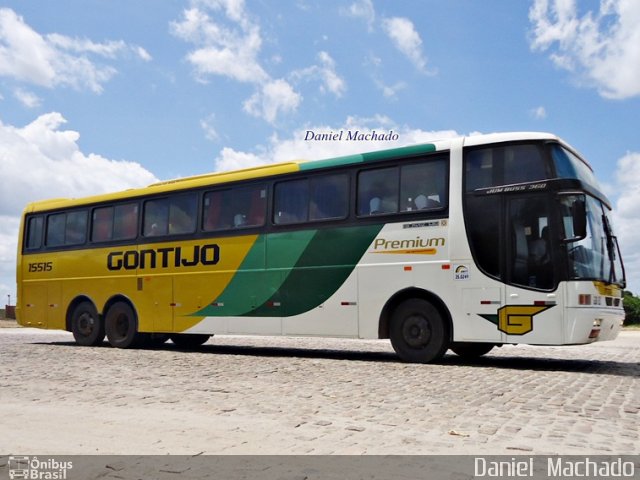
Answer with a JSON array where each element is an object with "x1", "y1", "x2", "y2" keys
[
  {"x1": 402, "y1": 314, "x2": 431, "y2": 348},
  {"x1": 77, "y1": 312, "x2": 95, "y2": 337}
]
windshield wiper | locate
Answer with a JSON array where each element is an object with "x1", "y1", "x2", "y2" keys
[{"x1": 602, "y1": 214, "x2": 620, "y2": 285}]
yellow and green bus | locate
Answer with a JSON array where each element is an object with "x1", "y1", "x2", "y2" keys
[{"x1": 16, "y1": 132, "x2": 626, "y2": 362}]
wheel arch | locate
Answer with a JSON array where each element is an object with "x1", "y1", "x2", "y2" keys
[
  {"x1": 378, "y1": 287, "x2": 453, "y2": 341},
  {"x1": 103, "y1": 294, "x2": 138, "y2": 321},
  {"x1": 65, "y1": 295, "x2": 98, "y2": 332}
]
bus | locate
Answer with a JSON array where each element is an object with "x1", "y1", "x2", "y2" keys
[{"x1": 16, "y1": 132, "x2": 626, "y2": 363}]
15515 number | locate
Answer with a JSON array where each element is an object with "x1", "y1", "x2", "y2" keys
[{"x1": 28, "y1": 262, "x2": 53, "y2": 273}]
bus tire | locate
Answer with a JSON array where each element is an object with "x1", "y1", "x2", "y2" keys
[
  {"x1": 390, "y1": 298, "x2": 448, "y2": 363},
  {"x1": 450, "y1": 342, "x2": 494, "y2": 358},
  {"x1": 170, "y1": 333, "x2": 211, "y2": 348},
  {"x1": 105, "y1": 301, "x2": 140, "y2": 349},
  {"x1": 71, "y1": 301, "x2": 105, "y2": 346}
]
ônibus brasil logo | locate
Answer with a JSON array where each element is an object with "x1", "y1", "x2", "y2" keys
[{"x1": 8, "y1": 456, "x2": 73, "y2": 480}]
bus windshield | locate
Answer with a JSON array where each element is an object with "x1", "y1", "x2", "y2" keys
[
  {"x1": 551, "y1": 144, "x2": 601, "y2": 190},
  {"x1": 560, "y1": 195, "x2": 625, "y2": 287}
]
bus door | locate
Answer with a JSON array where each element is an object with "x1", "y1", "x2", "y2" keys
[{"x1": 503, "y1": 195, "x2": 562, "y2": 344}]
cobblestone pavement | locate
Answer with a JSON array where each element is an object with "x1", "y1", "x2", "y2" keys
[{"x1": 0, "y1": 328, "x2": 638, "y2": 455}]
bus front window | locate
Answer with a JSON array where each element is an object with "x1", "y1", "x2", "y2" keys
[{"x1": 561, "y1": 195, "x2": 625, "y2": 286}]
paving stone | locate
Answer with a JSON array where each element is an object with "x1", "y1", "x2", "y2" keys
[{"x1": 1, "y1": 329, "x2": 639, "y2": 454}]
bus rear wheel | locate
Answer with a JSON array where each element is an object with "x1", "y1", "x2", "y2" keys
[
  {"x1": 450, "y1": 342, "x2": 494, "y2": 358},
  {"x1": 71, "y1": 301, "x2": 105, "y2": 346},
  {"x1": 170, "y1": 333, "x2": 211, "y2": 348},
  {"x1": 105, "y1": 301, "x2": 140, "y2": 349},
  {"x1": 390, "y1": 298, "x2": 448, "y2": 363}
]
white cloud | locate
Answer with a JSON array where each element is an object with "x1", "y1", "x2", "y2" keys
[
  {"x1": 200, "y1": 113, "x2": 219, "y2": 141},
  {"x1": 382, "y1": 17, "x2": 434, "y2": 74},
  {"x1": 0, "y1": 112, "x2": 159, "y2": 300},
  {"x1": 530, "y1": 105, "x2": 547, "y2": 119},
  {"x1": 215, "y1": 146, "x2": 264, "y2": 172},
  {"x1": 291, "y1": 51, "x2": 346, "y2": 98},
  {"x1": 170, "y1": 4, "x2": 268, "y2": 84},
  {"x1": 375, "y1": 79, "x2": 407, "y2": 99},
  {"x1": 171, "y1": 1, "x2": 303, "y2": 124},
  {"x1": 134, "y1": 46, "x2": 152, "y2": 62},
  {"x1": 243, "y1": 78, "x2": 302, "y2": 124},
  {"x1": 529, "y1": 0, "x2": 640, "y2": 99},
  {"x1": 14, "y1": 88, "x2": 41, "y2": 108},
  {"x1": 340, "y1": 0, "x2": 376, "y2": 31},
  {"x1": 612, "y1": 151, "x2": 640, "y2": 293},
  {"x1": 0, "y1": 8, "x2": 150, "y2": 94}
]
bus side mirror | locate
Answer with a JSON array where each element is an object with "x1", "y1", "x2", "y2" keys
[
  {"x1": 572, "y1": 198, "x2": 587, "y2": 240},
  {"x1": 560, "y1": 194, "x2": 587, "y2": 242}
]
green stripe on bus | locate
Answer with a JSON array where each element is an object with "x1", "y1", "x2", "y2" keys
[
  {"x1": 361, "y1": 143, "x2": 436, "y2": 162},
  {"x1": 246, "y1": 224, "x2": 382, "y2": 317},
  {"x1": 299, "y1": 154, "x2": 365, "y2": 171},
  {"x1": 298, "y1": 144, "x2": 436, "y2": 171},
  {"x1": 192, "y1": 230, "x2": 316, "y2": 317},
  {"x1": 193, "y1": 224, "x2": 382, "y2": 318}
]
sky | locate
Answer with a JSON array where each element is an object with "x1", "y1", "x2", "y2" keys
[{"x1": 1, "y1": 0, "x2": 640, "y2": 302}]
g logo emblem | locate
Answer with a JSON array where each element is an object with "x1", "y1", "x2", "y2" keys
[{"x1": 497, "y1": 305, "x2": 552, "y2": 335}]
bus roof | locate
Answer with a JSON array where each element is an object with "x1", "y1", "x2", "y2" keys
[{"x1": 23, "y1": 131, "x2": 570, "y2": 213}]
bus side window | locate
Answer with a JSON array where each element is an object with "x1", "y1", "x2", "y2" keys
[
  {"x1": 144, "y1": 199, "x2": 168, "y2": 237},
  {"x1": 400, "y1": 161, "x2": 447, "y2": 212},
  {"x1": 92, "y1": 203, "x2": 139, "y2": 242},
  {"x1": 92, "y1": 207, "x2": 113, "y2": 242},
  {"x1": 26, "y1": 216, "x2": 44, "y2": 250},
  {"x1": 144, "y1": 194, "x2": 197, "y2": 237},
  {"x1": 47, "y1": 211, "x2": 87, "y2": 247},
  {"x1": 203, "y1": 192, "x2": 223, "y2": 231},
  {"x1": 274, "y1": 179, "x2": 309, "y2": 225},
  {"x1": 114, "y1": 203, "x2": 138, "y2": 240},
  {"x1": 46, "y1": 214, "x2": 66, "y2": 247},
  {"x1": 169, "y1": 194, "x2": 197, "y2": 234},
  {"x1": 357, "y1": 167, "x2": 398, "y2": 216},
  {"x1": 309, "y1": 174, "x2": 348, "y2": 221},
  {"x1": 246, "y1": 187, "x2": 267, "y2": 226},
  {"x1": 65, "y1": 211, "x2": 88, "y2": 245},
  {"x1": 203, "y1": 185, "x2": 266, "y2": 232}
]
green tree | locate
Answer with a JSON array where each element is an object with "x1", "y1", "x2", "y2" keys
[{"x1": 623, "y1": 291, "x2": 640, "y2": 326}]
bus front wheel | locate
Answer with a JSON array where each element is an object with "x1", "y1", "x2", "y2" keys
[
  {"x1": 390, "y1": 298, "x2": 448, "y2": 363},
  {"x1": 105, "y1": 301, "x2": 140, "y2": 349},
  {"x1": 71, "y1": 301, "x2": 105, "y2": 346}
]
